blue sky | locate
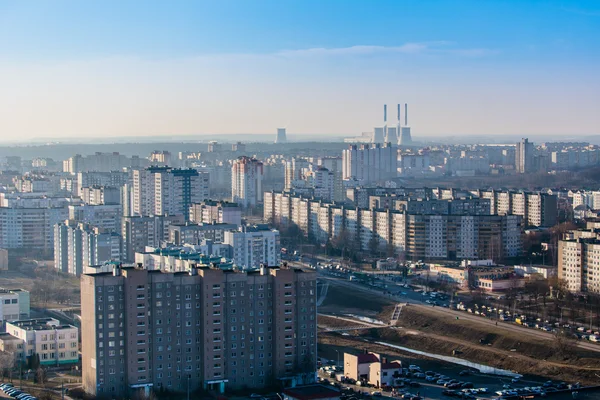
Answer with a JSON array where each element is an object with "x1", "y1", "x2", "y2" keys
[{"x1": 0, "y1": 0, "x2": 598, "y2": 140}]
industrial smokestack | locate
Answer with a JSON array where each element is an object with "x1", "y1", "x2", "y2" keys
[
  {"x1": 397, "y1": 104, "x2": 401, "y2": 125},
  {"x1": 405, "y1": 103, "x2": 408, "y2": 126},
  {"x1": 384, "y1": 104, "x2": 387, "y2": 123}
]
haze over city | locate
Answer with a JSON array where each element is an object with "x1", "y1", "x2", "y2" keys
[
  {"x1": 0, "y1": 0, "x2": 599, "y2": 142},
  {"x1": 2, "y1": 2, "x2": 600, "y2": 400}
]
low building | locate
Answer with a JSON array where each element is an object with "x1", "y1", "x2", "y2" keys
[
  {"x1": 283, "y1": 385, "x2": 341, "y2": 400},
  {"x1": 429, "y1": 263, "x2": 526, "y2": 292},
  {"x1": 0, "y1": 332, "x2": 23, "y2": 355},
  {"x1": 513, "y1": 264, "x2": 558, "y2": 279},
  {"x1": 369, "y1": 359, "x2": 402, "y2": 388},
  {"x1": 4, "y1": 318, "x2": 78, "y2": 366},
  {"x1": 343, "y1": 351, "x2": 401, "y2": 388},
  {"x1": 376, "y1": 258, "x2": 398, "y2": 271},
  {"x1": 0, "y1": 288, "x2": 30, "y2": 324}
]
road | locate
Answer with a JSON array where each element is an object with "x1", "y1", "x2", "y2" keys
[{"x1": 318, "y1": 273, "x2": 600, "y2": 354}]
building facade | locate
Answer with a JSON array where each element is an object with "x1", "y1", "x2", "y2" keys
[
  {"x1": 265, "y1": 192, "x2": 522, "y2": 261},
  {"x1": 54, "y1": 220, "x2": 122, "y2": 276},
  {"x1": 132, "y1": 167, "x2": 210, "y2": 220},
  {"x1": 81, "y1": 264, "x2": 317, "y2": 397},
  {"x1": 558, "y1": 231, "x2": 600, "y2": 293},
  {"x1": 0, "y1": 288, "x2": 30, "y2": 323},
  {"x1": 3, "y1": 318, "x2": 78, "y2": 366},
  {"x1": 121, "y1": 215, "x2": 185, "y2": 262},
  {"x1": 189, "y1": 201, "x2": 242, "y2": 226},
  {"x1": 232, "y1": 157, "x2": 264, "y2": 208},
  {"x1": 223, "y1": 225, "x2": 281, "y2": 270},
  {"x1": 342, "y1": 143, "x2": 397, "y2": 184}
]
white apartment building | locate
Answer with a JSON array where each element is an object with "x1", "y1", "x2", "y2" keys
[
  {"x1": 121, "y1": 215, "x2": 185, "y2": 262},
  {"x1": 559, "y1": 232, "x2": 600, "y2": 294},
  {"x1": 224, "y1": 225, "x2": 280, "y2": 270},
  {"x1": 54, "y1": 221, "x2": 122, "y2": 276},
  {"x1": 0, "y1": 207, "x2": 69, "y2": 250},
  {"x1": 63, "y1": 152, "x2": 146, "y2": 173},
  {"x1": 75, "y1": 171, "x2": 129, "y2": 197},
  {"x1": 359, "y1": 209, "x2": 375, "y2": 251},
  {"x1": 4, "y1": 318, "x2": 78, "y2": 365},
  {"x1": 473, "y1": 190, "x2": 558, "y2": 227},
  {"x1": 342, "y1": 143, "x2": 397, "y2": 184},
  {"x1": 189, "y1": 200, "x2": 242, "y2": 225},
  {"x1": 0, "y1": 288, "x2": 30, "y2": 323},
  {"x1": 0, "y1": 193, "x2": 82, "y2": 250},
  {"x1": 284, "y1": 158, "x2": 310, "y2": 190},
  {"x1": 305, "y1": 166, "x2": 335, "y2": 201},
  {"x1": 131, "y1": 167, "x2": 210, "y2": 220},
  {"x1": 69, "y1": 204, "x2": 122, "y2": 231},
  {"x1": 81, "y1": 186, "x2": 121, "y2": 205},
  {"x1": 232, "y1": 156, "x2": 264, "y2": 207}
]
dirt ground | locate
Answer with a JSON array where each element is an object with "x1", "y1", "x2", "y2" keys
[
  {"x1": 339, "y1": 305, "x2": 600, "y2": 385},
  {"x1": 318, "y1": 280, "x2": 395, "y2": 316}
]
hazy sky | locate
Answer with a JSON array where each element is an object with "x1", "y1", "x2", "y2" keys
[{"x1": 0, "y1": 0, "x2": 599, "y2": 142}]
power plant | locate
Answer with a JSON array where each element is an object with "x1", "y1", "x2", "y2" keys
[
  {"x1": 399, "y1": 103, "x2": 412, "y2": 145},
  {"x1": 372, "y1": 103, "x2": 411, "y2": 145},
  {"x1": 275, "y1": 127, "x2": 287, "y2": 143}
]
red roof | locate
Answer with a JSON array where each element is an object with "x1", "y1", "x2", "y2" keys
[
  {"x1": 382, "y1": 362, "x2": 401, "y2": 369},
  {"x1": 356, "y1": 353, "x2": 380, "y2": 364}
]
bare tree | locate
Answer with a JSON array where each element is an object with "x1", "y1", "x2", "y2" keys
[
  {"x1": 35, "y1": 367, "x2": 48, "y2": 386},
  {"x1": 0, "y1": 351, "x2": 15, "y2": 378},
  {"x1": 553, "y1": 331, "x2": 577, "y2": 360}
]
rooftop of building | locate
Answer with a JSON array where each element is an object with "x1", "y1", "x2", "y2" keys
[
  {"x1": 382, "y1": 361, "x2": 402, "y2": 369},
  {"x1": 0, "y1": 332, "x2": 22, "y2": 341},
  {"x1": 195, "y1": 200, "x2": 240, "y2": 207},
  {"x1": 8, "y1": 318, "x2": 75, "y2": 331},
  {"x1": 0, "y1": 287, "x2": 28, "y2": 294},
  {"x1": 282, "y1": 385, "x2": 340, "y2": 400},
  {"x1": 356, "y1": 353, "x2": 380, "y2": 364},
  {"x1": 86, "y1": 262, "x2": 306, "y2": 277},
  {"x1": 171, "y1": 221, "x2": 238, "y2": 229}
]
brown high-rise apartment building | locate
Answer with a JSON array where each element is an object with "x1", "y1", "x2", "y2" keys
[{"x1": 81, "y1": 264, "x2": 317, "y2": 397}]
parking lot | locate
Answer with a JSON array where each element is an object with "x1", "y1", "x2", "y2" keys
[{"x1": 316, "y1": 354, "x2": 581, "y2": 400}]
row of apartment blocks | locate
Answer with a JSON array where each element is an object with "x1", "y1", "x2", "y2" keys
[
  {"x1": 56, "y1": 214, "x2": 280, "y2": 275},
  {"x1": 264, "y1": 191, "x2": 522, "y2": 261},
  {"x1": 558, "y1": 221, "x2": 600, "y2": 294},
  {"x1": 346, "y1": 187, "x2": 557, "y2": 227},
  {"x1": 81, "y1": 263, "x2": 317, "y2": 397}
]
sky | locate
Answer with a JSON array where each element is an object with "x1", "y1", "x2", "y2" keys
[{"x1": 0, "y1": 0, "x2": 599, "y2": 142}]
